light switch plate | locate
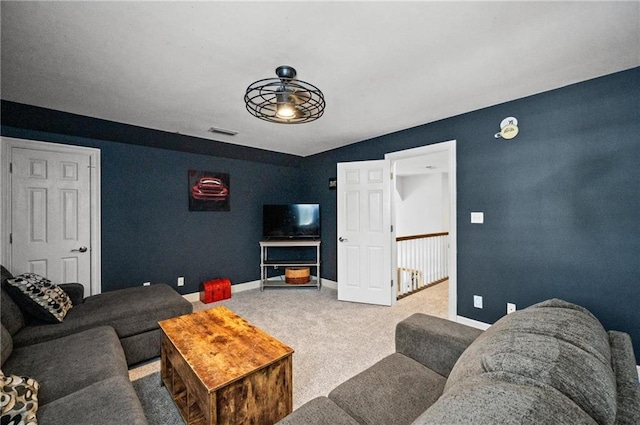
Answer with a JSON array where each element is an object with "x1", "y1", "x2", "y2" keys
[{"x1": 471, "y1": 212, "x2": 484, "y2": 224}]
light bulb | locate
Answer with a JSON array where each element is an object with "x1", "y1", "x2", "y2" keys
[{"x1": 276, "y1": 103, "x2": 296, "y2": 119}]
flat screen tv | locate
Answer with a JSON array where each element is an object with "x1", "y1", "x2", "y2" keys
[{"x1": 263, "y1": 204, "x2": 320, "y2": 240}]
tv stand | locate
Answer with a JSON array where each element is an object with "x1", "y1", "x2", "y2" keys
[{"x1": 260, "y1": 240, "x2": 321, "y2": 291}]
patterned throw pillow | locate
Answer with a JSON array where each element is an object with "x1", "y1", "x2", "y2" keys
[
  {"x1": 0, "y1": 371, "x2": 39, "y2": 425},
  {"x1": 5, "y1": 273, "x2": 73, "y2": 323}
]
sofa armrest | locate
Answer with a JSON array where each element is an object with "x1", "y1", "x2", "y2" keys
[
  {"x1": 609, "y1": 331, "x2": 640, "y2": 425},
  {"x1": 395, "y1": 313, "x2": 483, "y2": 378},
  {"x1": 58, "y1": 283, "x2": 85, "y2": 305}
]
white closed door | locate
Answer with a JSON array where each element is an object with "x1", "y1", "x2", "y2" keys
[
  {"x1": 337, "y1": 159, "x2": 393, "y2": 306},
  {"x1": 11, "y1": 147, "x2": 92, "y2": 289}
]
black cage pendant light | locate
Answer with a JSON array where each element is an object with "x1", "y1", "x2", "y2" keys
[{"x1": 244, "y1": 66, "x2": 325, "y2": 124}]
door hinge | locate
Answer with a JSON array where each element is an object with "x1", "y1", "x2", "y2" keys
[
  {"x1": 391, "y1": 279, "x2": 394, "y2": 287},
  {"x1": 9, "y1": 163, "x2": 13, "y2": 173},
  {"x1": 390, "y1": 172, "x2": 393, "y2": 180},
  {"x1": 9, "y1": 233, "x2": 12, "y2": 244},
  {"x1": 391, "y1": 224, "x2": 394, "y2": 233}
]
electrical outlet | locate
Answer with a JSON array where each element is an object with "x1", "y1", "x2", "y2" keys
[
  {"x1": 142, "y1": 282, "x2": 150, "y2": 286},
  {"x1": 507, "y1": 303, "x2": 517, "y2": 314},
  {"x1": 177, "y1": 277, "x2": 184, "y2": 287},
  {"x1": 473, "y1": 295, "x2": 483, "y2": 309},
  {"x1": 471, "y1": 212, "x2": 484, "y2": 224}
]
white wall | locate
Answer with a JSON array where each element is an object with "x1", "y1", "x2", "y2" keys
[{"x1": 395, "y1": 172, "x2": 450, "y2": 237}]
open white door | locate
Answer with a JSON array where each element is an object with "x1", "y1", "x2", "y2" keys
[{"x1": 337, "y1": 159, "x2": 393, "y2": 306}]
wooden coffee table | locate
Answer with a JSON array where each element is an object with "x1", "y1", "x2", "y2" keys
[{"x1": 159, "y1": 306, "x2": 294, "y2": 425}]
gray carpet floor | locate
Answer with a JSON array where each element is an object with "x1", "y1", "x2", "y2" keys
[
  {"x1": 130, "y1": 281, "x2": 448, "y2": 424},
  {"x1": 132, "y1": 372, "x2": 183, "y2": 425}
]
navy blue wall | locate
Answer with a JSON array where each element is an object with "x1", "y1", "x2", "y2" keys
[
  {"x1": 300, "y1": 67, "x2": 640, "y2": 355},
  {"x1": 0, "y1": 127, "x2": 305, "y2": 294}
]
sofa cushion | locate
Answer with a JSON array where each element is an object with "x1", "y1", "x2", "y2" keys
[
  {"x1": 445, "y1": 298, "x2": 616, "y2": 425},
  {"x1": 1, "y1": 283, "x2": 26, "y2": 336},
  {"x1": 415, "y1": 372, "x2": 598, "y2": 425},
  {"x1": 11, "y1": 283, "x2": 192, "y2": 348},
  {"x1": 5, "y1": 273, "x2": 73, "y2": 323},
  {"x1": 37, "y1": 375, "x2": 148, "y2": 425},
  {"x1": 329, "y1": 353, "x2": 446, "y2": 425},
  {"x1": 78, "y1": 283, "x2": 191, "y2": 337},
  {"x1": 119, "y1": 328, "x2": 162, "y2": 366},
  {"x1": 276, "y1": 397, "x2": 360, "y2": 425},
  {"x1": 58, "y1": 283, "x2": 85, "y2": 306},
  {"x1": 396, "y1": 313, "x2": 482, "y2": 378},
  {"x1": 2, "y1": 326, "x2": 128, "y2": 405},
  {"x1": 0, "y1": 265, "x2": 13, "y2": 284},
  {"x1": 0, "y1": 372, "x2": 39, "y2": 425},
  {"x1": 1, "y1": 325, "x2": 12, "y2": 366}
]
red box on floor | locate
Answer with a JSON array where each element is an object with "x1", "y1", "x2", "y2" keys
[{"x1": 199, "y1": 278, "x2": 231, "y2": 303}]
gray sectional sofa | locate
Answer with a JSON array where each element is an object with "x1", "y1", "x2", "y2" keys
[
  {"x1": 278, "y1": 299, "x2": 640, "y2": 425},
  {"x1": 1, "y1": 266, "x2": 193, "y2": 425}
]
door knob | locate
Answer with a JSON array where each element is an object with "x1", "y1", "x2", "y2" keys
[
  {"x1": 71, "y1": 246, "x2": 88, "y2": 253},
  {"x1": 339, "y1": 237, "x2": 348, "y2": 242}
]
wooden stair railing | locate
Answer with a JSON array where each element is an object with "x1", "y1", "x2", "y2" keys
[{"x1": 396, "y1": 232, "x2": 449, "y2": 298}]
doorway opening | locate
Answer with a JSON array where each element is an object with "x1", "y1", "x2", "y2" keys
[{"x1": 386, "y1": 140, "x2": 456, "y2": 320}]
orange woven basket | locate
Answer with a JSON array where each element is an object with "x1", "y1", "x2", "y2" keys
[{"x1": 285, "y1": 267, "x2": 310, "y2": 284}]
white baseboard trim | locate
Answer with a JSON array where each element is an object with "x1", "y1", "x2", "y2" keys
[
  {"x1": 232, "y1": 279, "x2": 262, "y2": 293},
  {"x1": 456, "y1": 315, "x2": 491, "y2": 330},
  {"x1": 321, "y1": 278, "x2": 337, "y2": 290},
  {"x1": 182, "y1": 292, "x2": 200, "y2": 302},
  {"x1": 182, "y1": 278, "x2": 337, "y2": 303}
]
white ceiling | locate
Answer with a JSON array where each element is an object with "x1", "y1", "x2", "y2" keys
[
  {"x1": 395, "y1": 150, "x2": 450, "y2": 177},
  {"x1": 2, "y1": 1, "x2": 639, "y2": 157}
]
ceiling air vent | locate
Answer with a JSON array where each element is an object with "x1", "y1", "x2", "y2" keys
[{"x1": 208, "y1": 126, "x2": 238, "y2": 136}]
